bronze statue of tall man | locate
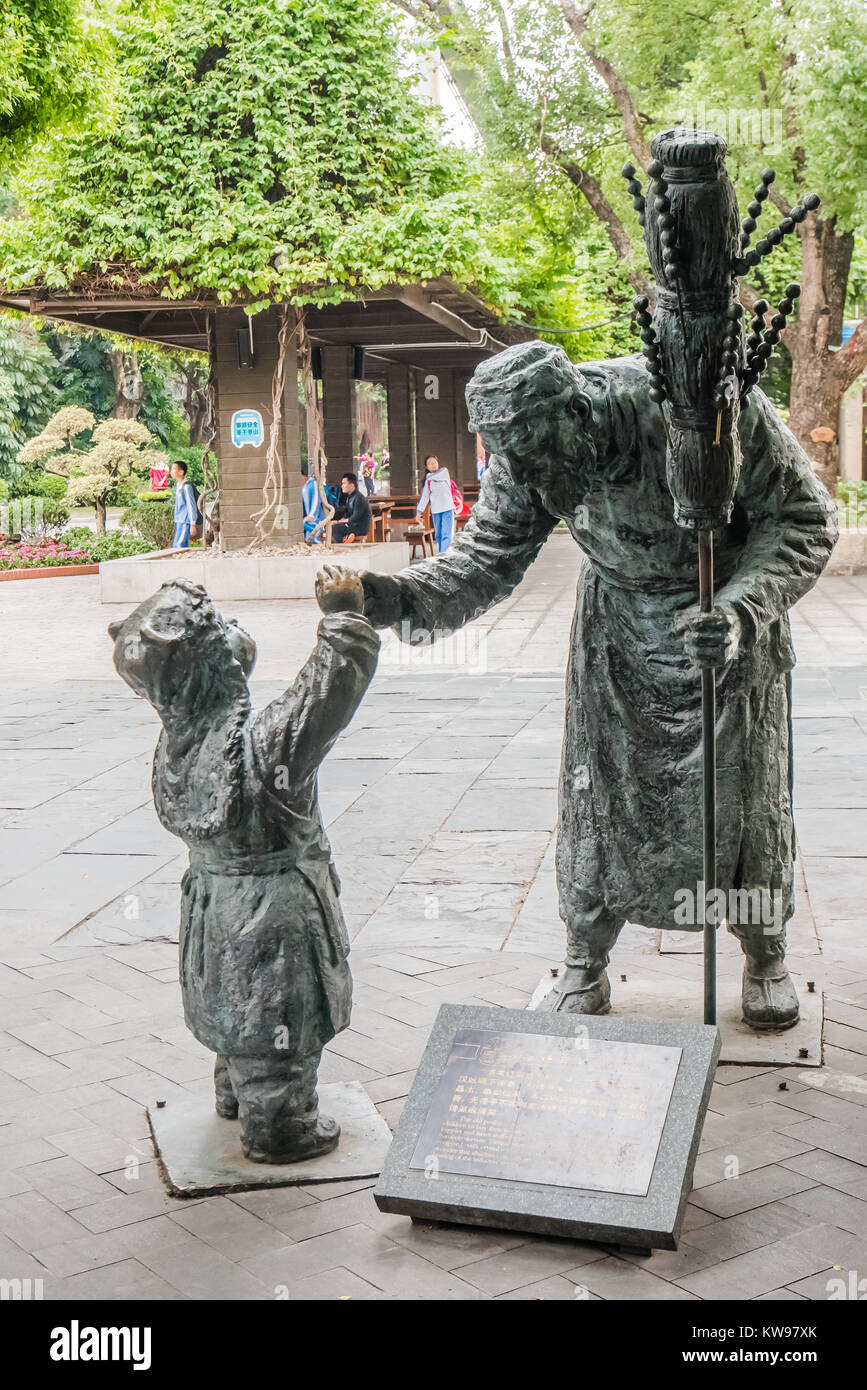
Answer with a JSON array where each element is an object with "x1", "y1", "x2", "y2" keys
[{"x1": 361, "y1": 131, "x2": 836, "y2": 1031}]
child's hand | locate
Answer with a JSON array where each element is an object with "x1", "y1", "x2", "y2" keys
[{"x1": 315, "y1": 564, "x2": 365, "y2": 615}]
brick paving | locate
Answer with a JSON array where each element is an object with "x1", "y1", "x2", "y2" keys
[{"x1": 1, "y1": 538, "x2": 866, "y2": 1300}]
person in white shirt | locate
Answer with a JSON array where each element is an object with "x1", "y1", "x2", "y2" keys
[{"x1": 417, "y1": 455, "x2": 455, "y2": 553}]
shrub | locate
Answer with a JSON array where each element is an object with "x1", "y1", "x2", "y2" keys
[
  {"x1": 121, "y1": 495, "x2": 174, "y2": 550},
  {"x1": 837, "y1": 480, "x2": 867, "y2": 528},
  {"x1": 6, "y1": 467, "x2": 68, "y2": 501},
  {"x1": 107, "y1": 476, "x2": 141, "y2": 507},
  {"x1": 15, "y1": 496, "x2": 71, "y2": 539},
  {"x1": 17, "y1": 407, "x2": 167, "y2": 532},
  {"x1": 58, "y1": 525, "x2": 153, "y2": 560},
  {"x1": 62, "y1": 525, "x2": 96, "y2": 549},
  {"x1": 87, "y1": 531, "x2": 153, "y2": 561}
]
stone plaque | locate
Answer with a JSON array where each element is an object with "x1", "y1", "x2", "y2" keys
[
  {"x1": 409, "y1": 1028, "x2": 682, "y2": 1197},
  {"x1": 375, "y1": 1005, "x2": 721, "y2": 1250}
]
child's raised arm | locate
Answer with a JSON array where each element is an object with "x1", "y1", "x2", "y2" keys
[{"x1": 251, "y1": 567, "x2": 380, "y2": 794}]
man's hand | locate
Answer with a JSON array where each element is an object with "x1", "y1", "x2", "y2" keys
[
  {"x1": 675, "y1": 603, "x2": 743, "y2": 670},
  {"x1": 359, "y1": 571, "x2": 404, "y2": 629},
  {"x1": 315, "y1": 565, "x2": 364, "y2": 615}
]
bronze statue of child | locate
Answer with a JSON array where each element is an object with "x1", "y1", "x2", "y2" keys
[{"x1": 109, "y1": 565, "x2": 379, "y2": 1164}]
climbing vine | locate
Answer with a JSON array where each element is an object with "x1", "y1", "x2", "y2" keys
[{"x1": 0, "y1": 0, "x2": 523, "y2": 315}]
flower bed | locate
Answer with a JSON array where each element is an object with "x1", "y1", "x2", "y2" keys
[
  {"x1": 0, "y1": 538, "x2": 99, "y2": 580},
  {"x1": 0, "y1": 538, "x2": 93, "y2": 569}
]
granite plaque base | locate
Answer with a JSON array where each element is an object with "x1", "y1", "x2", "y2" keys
[
  {"x1": 374, "y1": 1005, "x2": 720, "y2": 1251},
  {"x1": 149, "y1": 1081, "x2": 392, "y2": 1198}
]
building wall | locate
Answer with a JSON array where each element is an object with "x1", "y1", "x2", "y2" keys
[
  {"x1": 214, "y1": 307, "x2": 303, "y2": 550},
  {"x1": 385, "y1": 365, "x2": 416, "y2": 493},
  {"x1": 321, "y1": 346, "x2": 357, "y2": 485},
  {"x1": 411, "y1": 365, "x2": 477, "y2": 490}
]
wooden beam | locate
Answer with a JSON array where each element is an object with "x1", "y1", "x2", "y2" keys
[
  {"x1": 30, "y1": 296, "x2": 211, "y2": 312},
  {"x1": 394, "y1": 285, "x2": 506, "y2": 349}
]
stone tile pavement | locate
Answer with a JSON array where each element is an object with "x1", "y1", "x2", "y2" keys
[{"x1": 1, "y1": 537, "x2": 866, "y2": 1300}]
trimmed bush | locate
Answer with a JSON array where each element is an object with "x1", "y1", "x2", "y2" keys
[{"x1": 121, "y1": 495, "x2": 174, "y2": 550}]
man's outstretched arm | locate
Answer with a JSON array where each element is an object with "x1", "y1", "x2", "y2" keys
[{"x1": 362, "y1": 453, "x2": 557, "y2": 640}]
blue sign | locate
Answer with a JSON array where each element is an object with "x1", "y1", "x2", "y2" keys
[{"x1": 230, "y1": 409, "x2": 264, "y2": 448}]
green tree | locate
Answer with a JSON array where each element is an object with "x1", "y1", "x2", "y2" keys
[
  {"x1": 17, "y1": 405, "x2": 167, "y2": 531},
  {"x1": 405, "y1": 0, "x2": 867, "y2": 488},
  {"x1": 41, "y1": 325, "x2": 201, "y2": 443},
  {"x1": 0, "y1": 313, "x2": 58, "y2": 477}
]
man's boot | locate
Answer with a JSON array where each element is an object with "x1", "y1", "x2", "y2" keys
[
  {"x1": 535, "y1": 905, "x2": 621, "y2": 1015},
  {"x1": 730, "y1": 921, "x2": 799, "y2": 1032}
]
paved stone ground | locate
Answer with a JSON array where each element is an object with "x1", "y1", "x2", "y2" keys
[{"x1": 1, "y1": 536, "x2": 866, "y2": 1301}]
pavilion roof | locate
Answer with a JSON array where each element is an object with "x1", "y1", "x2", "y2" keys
[{"x1": 0, "y1": 276, "x2": 527, "y2": 372}]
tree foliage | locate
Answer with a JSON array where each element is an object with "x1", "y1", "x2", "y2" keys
[
  {"x1": 0, "y1": 314, "x2": 58, "y2": 476},
  {"x1": 405, "y1": 0, "x2": 867, "y2": 477},
  {"x1": 0, "y1": 0, "x2": 537, "y2": 312},
  {"x1": 0, "y1": 1, "x2": 111, "y2": 163},
  {"x1": 41, "y1": 325, "x2": 201, "y2": 444}
]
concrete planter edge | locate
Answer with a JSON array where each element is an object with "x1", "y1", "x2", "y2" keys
[{"x1": 98, "y1": 542, "x2": 413, "y2": 603}]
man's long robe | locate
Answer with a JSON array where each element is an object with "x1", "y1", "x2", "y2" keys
[{"x1": 378, "y1": 359, "x2": 837, "y2": 933}]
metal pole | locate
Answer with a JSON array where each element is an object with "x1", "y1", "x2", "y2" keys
[{"x1": 698, "y1": 530, "x2": 717, "y2": 1026}]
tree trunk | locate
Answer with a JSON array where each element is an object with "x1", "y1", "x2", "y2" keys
[
  {"x1": 297, "y1": 308, "x2": 335, "y2": 545},
  {"x1": 95, "y1": 497, "x2": 107, "y2": 534},
  {"x1": 785, "y1": 215, "x2": 856, "y2": 494},
  {"x1": 109, "y1": 350, "x2": 143, "y2": 419},
  {"x1": 183, "y1": 371, "x2": 211, "y2": 444}
]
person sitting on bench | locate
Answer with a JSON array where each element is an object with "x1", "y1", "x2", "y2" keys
[{"x1": 332, "y1": 473, "x2": 371, "y2": 544}]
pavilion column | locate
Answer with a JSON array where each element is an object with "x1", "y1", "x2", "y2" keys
[
  {"x1": 453, "y1": 369, "x2": 476, "y2": 488},
  {"x1": 214, "y1": 306, "x2": 302, "y2": 550},
  {"x1": 385, "y1": 364, "x2": 416, "y2": 493},
  {"x1": 321, "y1": 346, "x2": 357, "y2": 484},
  {"x1": 413, "y1": 366, "x2": 456, "y2": 479}
]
